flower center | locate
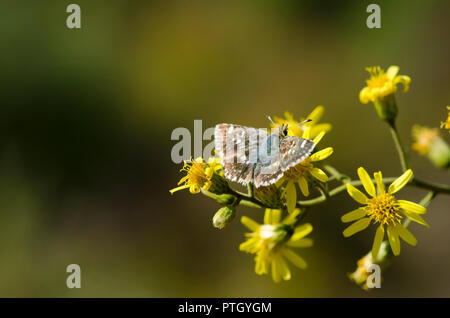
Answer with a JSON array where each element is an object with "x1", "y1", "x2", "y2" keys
[
  {"x1": 366, "y1": 193, "x2": 401, "y2": 225},
  {"x1": 366, "y1": 67, "x2": 389, "y2": 89},
  {"x1": 257, "y1": 224, "x2": 291, "y2": 252},
  {"x1": 184, "y1": 162, "x2": 208, "y2": 186},
  {"x1": 283, "y1": 159, "x2": 311, "y2": 179}
]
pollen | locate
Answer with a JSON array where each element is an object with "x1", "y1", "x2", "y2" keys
[
  {"x1": 365, "y1": 67, "x2": 389, "y2": 88},
  {"x1": 182, "y1": 160, "x2": 211, "y2": 186},
  {"x1": 366, "y1": 193, "x2": 402, "y2": 225}
]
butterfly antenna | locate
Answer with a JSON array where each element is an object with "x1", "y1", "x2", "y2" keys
[
  {"x1": 267, "y1": 115, "x2": 278, "y2": 127},
  {"x1": 297, "y1": 118, "x2": 312, "y2": 126}
]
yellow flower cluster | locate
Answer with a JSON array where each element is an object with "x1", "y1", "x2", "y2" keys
[
  {"x1": 169, "y1": 65, "x2": 449, "y2": 288},
  {"x1": 170, "y1": 157, "x2": 222, "y2": 194},
  {"x1": 240, "y1": 208, "x2": 313, "y2": 283},
  {"x1": 342, "y1": 168, "x2": 428, "y2": 257}
]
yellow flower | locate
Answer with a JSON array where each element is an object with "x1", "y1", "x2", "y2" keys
[
  {"x1": 342, "y1": 167, "x2": 428, "y2": 257},
  {"x1": 412, "y1": 125, "x2": 440, "y2": 155},
  {"x1": 170, "y1": 157, "x2": 222, "y2": 194},
  {"x1": 412, "y1": 125, "x2": 450, "y2": 168},
  {"x1": 240, "y1": 208, "x2": 313, "y2": 283},
  {"x1": 279, "y1": 129, "x2": 334, "y2": 213},
  {"x1": 271, "y1": 106, "x2": 332, "y2": 139},
  {"x1": 359, "y1": 66, "x2": 411, "y2": 104},
  {"x1": 441, "y1": 106, "x2": 450, "y2": 132},
  {"x1": 348, "y1": 242, "x2": 391, "y2": 291}
]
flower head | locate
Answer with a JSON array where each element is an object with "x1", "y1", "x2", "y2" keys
[
  {"x1": 359, "y1": 66, "x2": 411, "y2": 104},
  {"x1": 240, "y1": 209, "x2": 313, "y2": 283},
  {"x1": 412, "y1": 125, "x2": 450, "y2": 169},
  {"x1": 441, "y1": 106, "x2": 450, "y2": 133},
  {"x1": 412, "y1": 125, "x2": 440, "y2": 156},
  {"x1": 342, "y1": 167, "x2": 428, "y2": 257},
  {"x1": 359, "y1": 66, "x2": 411, "y2": 124},
  {"x1": 170, "y1": 157, "x2": 223, "y2": 194},
  {"x1": 278, "y1": 128, "x2": 333, "y2": 213},
  {"x1": 348, "y1": 241, "x2": 392, "y2": 290},
  {"x1": 270, "y1": 106, "x2": 331, "y2": 139}
]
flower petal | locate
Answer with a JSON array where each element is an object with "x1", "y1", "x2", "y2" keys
[
  {"x1": 310, "y1": 168, "x2": 329, "y2": 182},
  {"x1": 341, "y1": 208, "x2": 367, "y2": 223},
  {"x1": 271, "y1": 257, "x2": 281, "y2": 283},
  {"x1": 302, "y1": 125, "x2": 311, "y2": 140},
  {"x1": 297, "y1": 177, "x2": 309, "y2": 197},
  {"x1": 310, "y1": 147, "x2": 333, "y2": 162},
  {"x1": 278, "y1": 256, "x2": 292, "y2": 281},
  {"x1": 169, "y1": 184, "x2": 190, "y2": 195},
  {"x1": 282, "y1": 248, "x2": 307, "y2": 269},
  {"x1": 307, "y1": 105, "x2": 324, "y2": 122},
  {"x1": 386, "y1": 65, "x2": 399, "y2": 80},
  {"x1": 374, "y1": 171, "x2": 385, "y2": 195},
  {"x1": 241, "y1": 216, "x2": 260, "y2": 232},
  {"x1": 346, "y1": 183, "x2": 369, "y2": 204},
  {"x1": 396, "y1": 224, "x2": 417, "y2": 246},
  {"x1": 287, "y1": 238, "x2": 313, "y2": 248},
  {"x1": 264, "y1": 209, "x2": 282, "y2": 225},
  {"x1": 388, "y1": 169, "x2": 413, "y2": 194},
  {"x1": 357, "y1": 167, "x2": 376, "y2": 197},
  {"x1": 394, "y1": 75, "x2": 411, "y2": 92},
  {"x1": 310, "y1": 124, "x2": 332, "y2": 137},
  {"x1": 397, "y1": 200, "x2": 427, "y2": 214},
  {"x1": 343, "y1": 218, "x2": 371, "y2": 237},
  {"x1": 291, "y1": 223, "x2": 313, "y2": 241},
  {"x1": 372, "y1": 225, "x2": 385, "y2": 260},
  {"x1": 285, "y1": 181, "x2": 297, "y2": 214},
  {"x1": 403, "y1": 211, "x2": 430, "y2": 228},
  {"x1": 359, "y1": 87, "x2": 371, "y2": 104},
  {"x1": 387, "y1": 224, "x2": 401, "y2": 256},
  {"x1": 312, "y1": 131, "x2": 325, "y2": 145},
  {"x1": 255, "y1": 254, "x2": 268, "y2": 275}
]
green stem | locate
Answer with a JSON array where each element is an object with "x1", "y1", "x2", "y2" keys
[
  {"x1": 297, "y1": 177, "x2": 398, "y2": 207},
  {"x1": 411, "y1": 178, "x2": 450, "y2": 195},
  {"x1": 389, "y1": 123, "x2": 409, "y2": 172}
]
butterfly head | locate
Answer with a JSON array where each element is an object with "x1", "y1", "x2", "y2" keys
[
  {"x1": 279, "y1": 123, "x2": 289, "y2": 137},
  {"x1": 267, "y1": 116, "x2": 312, "y2": 138}
]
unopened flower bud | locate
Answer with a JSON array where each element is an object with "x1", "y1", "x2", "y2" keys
[
  {"x1": 212, "y1": 206, "x2": 236, "y2": 229},
  {"x1": 254, "y1": 185, "x2": 281, "y2": 208},
  {"x1": 412, "y1": 125, "x2": 450, "y2": 169},
  {"x1": 348, "y1": 241, "x2": 393, "y2": 290}
]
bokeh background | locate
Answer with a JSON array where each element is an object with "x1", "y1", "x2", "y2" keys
[{"x1": 1, "y1": 0, "x2": 449, "y2": 297}]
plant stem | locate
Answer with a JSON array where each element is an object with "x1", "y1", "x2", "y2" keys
[
  {"x1": 389, "y1": 123, "x2": 409, "y2": 172},
  {"x1": 296, "y1": 177, "x2": 398, "y2": 207},
  {"x1": 411, "y1": 178, "x2": 450, "y2": 195}
]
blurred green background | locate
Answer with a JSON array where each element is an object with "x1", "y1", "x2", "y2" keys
[{"x1": 1, "y1": 0, "x2": 449, "y2": 297}]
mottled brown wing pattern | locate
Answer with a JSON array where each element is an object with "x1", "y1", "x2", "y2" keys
[
  {"x1": 280, "y1": 136, "x2": 315, "y2": 170},
  {"x1": 214, "y1": 124, "x2": 262, "y2": 185},
  {"x1": 214, "y1": 124, "x2": 315, "y2": 188}
]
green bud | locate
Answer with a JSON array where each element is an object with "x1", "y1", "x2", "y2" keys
[
  {"x1": 373, "y1": 94, "x2": 398, "y2": 125},
  {"x1": 427, "y1": 137, "x2": 450, "y2": 169},
  {"x1": 212, "y1": 206, "x2": 236, "y2": 229},
  {"x1": 208, "y1": 173, "x2": 230, "y2": 195},
  {"x1": 254, "y1": 184, "x2": 282, "y2": 208}
]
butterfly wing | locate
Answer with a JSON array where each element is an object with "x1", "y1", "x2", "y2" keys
[
  {"x1": 214, "y1": 124, "x2": 265, "y2": 185},
  {"x1": 280, "y1": 136, "x2": 315, "y2": 170},
  {"x1": 254, "y1": 136, "x2": 315, "y2": 187},
  {"x1": 215, "y1": 124, "x2": 315, "y2": 188}
]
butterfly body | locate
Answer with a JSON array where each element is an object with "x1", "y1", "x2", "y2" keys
[{"x1": 214, "y1": 123, "x2": 315, "y2": 188}]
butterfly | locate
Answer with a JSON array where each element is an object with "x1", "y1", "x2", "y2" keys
[{"x1": 214, "y1": 117, "x2": 315, "y2": 188}]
